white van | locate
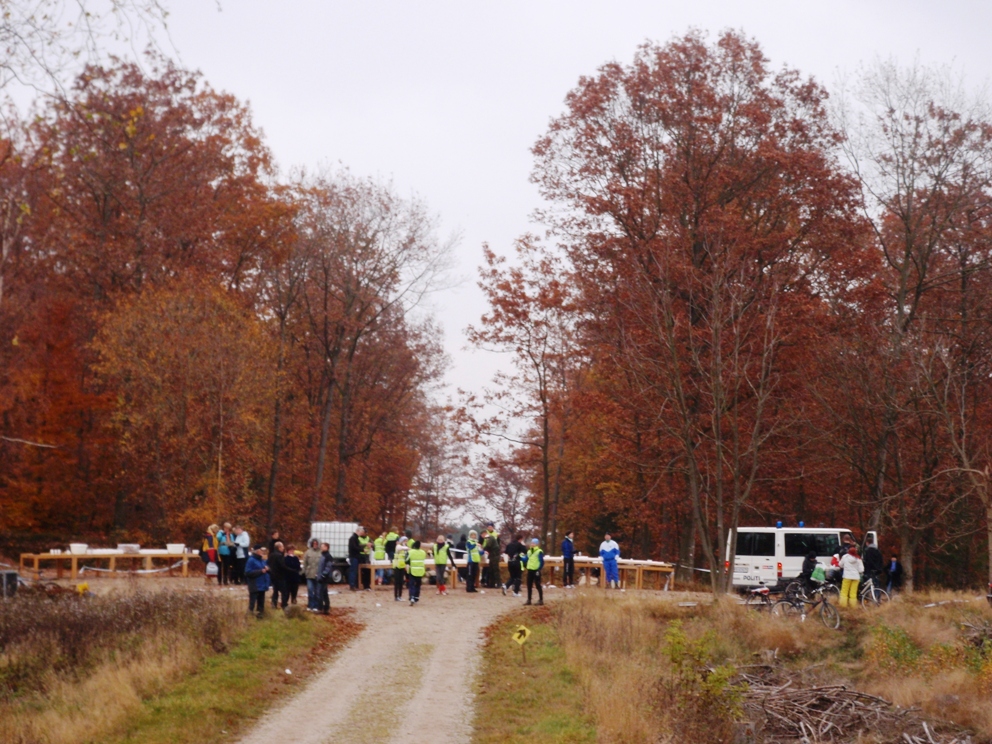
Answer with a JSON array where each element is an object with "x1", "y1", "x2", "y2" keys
[{"x1": 727, "y1": 526, "x2": 877, "y2": 588}]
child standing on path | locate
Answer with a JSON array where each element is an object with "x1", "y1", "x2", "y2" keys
[{"x1": 523, "y1": 537, "x2": 545, "y2": 606}]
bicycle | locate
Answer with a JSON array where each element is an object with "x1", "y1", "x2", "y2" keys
[
  {"x1": 785, "y1": 577, "x2": 839, "y2": 603},
  {"x1": 858, "y1": 574, "x2": 890, "y2": 608},
  {"x1": 771, "y1": 583, "x2": 841, "y2": 629},
  {"x1": 743, "y1": 583, "x2": 780, "y2": 611}
]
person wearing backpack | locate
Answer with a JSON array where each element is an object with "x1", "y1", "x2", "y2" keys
[{"x1": 316, "y1": 542, "x2": 333, "y2": 614}]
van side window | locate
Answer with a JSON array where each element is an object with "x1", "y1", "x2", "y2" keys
[
  {"x1": 736, "y1": 532, "x2": 774, "y2": 556},
  {"x1": 736, "y1": 532, "x2": 753, "y2": 556},
  {"x1": 784, "y1": 533, "x2": 811, "y2": 556},
  {"x1": 814, "y1": 534, "x2": 840, "y2": 556}
]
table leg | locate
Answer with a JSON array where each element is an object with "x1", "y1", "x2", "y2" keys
[
  {"x1": 182, "y1": 554, "x2": 189, "y2": 578},
  {"x1": 34, "y1": 555, "x2": 41, "y2": 581},
  {"x1": 56, "y1": 557, "x2": 64, "y2": 580},
  {"x1": 70, "y1": 556, "x2": 77, "y2": 579},
  {"x1": 144, "y1": 556, "x2": 152, "y2": 571}
]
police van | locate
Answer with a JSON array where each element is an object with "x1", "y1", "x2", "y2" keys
[{"x1": 728, "y1": 525, "x2": 877, "y2": 589}]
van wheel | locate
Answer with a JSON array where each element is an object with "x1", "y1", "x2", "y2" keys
[{"x1": 330, "y1": 568, "x2": 344, "y2": 584}]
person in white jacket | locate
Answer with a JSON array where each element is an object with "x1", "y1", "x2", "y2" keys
[{"x1": 837, "y1": 546, "x2": 864, "y2": 608}]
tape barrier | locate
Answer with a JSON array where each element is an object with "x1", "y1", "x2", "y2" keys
[{"x1": 78, "y1": 560, "x2": 185, "y2": 576}]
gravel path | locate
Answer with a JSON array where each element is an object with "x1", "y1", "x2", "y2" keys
[{"x1": 237, "y1": 585, "x2": 514, "y2": 744}]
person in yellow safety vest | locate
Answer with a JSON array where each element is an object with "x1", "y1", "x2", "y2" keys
[
  {"x1": 465, "y1": 530, "x2": 482, "y2": 593},
  {"x1": 385, "y1": 528, "x2": 400, "y2": 560},
  {"x1": 357, "y1": 532, "x2": 372, "y2": 590},
  {"x1": 392, "y1": 536, "x2": 409, "y2": 602},
  {"x1": 406, "y1": 541, "x2": 427, "y2": 605},
  {"x1": 522, "y1": 537, "x2": 545, "y2": 606},
  {"x1": 433, "y1": 534, "x2": 457, "y2": 595},
  {"x1": 373, "y1": 533, "x2": 387, "y2": 585}
]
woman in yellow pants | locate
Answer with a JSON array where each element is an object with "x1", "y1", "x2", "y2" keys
[{"x1": 838, "y1": 546, "x2": 864, "y2": 608}]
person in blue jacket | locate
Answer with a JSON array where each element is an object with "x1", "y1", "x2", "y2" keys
[
  {"x1": 599, "y1": 533, "x2": 620, "y2": 589},
  {"x1": 245, "y1": 545, "x2": 271, "y2": 619},
  {"x1": 561, "y1": 530, "x2": 575, "y2": 588}
]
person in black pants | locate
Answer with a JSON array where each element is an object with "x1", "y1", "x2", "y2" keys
[
  {"x1": 283, "y1": 544, "x2": 302, "y2": 605},
  {"x1": 267, "y1": 541, "x2": 289, "y2": 609},
  {"x1": 863, "y1": 538, "x2": 885, "y2": 589},
  {"x1": 502, "y1": 534, "x2": 525, "y2": 597},
  {"x1": 561, "y1": 530, "x2": 575, "y2": 588},
  {"x1": 523, "y1": 537, "x2": 545, "y2": 606}
]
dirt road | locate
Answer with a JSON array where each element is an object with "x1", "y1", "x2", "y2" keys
[{"x1": 238, "y1": 584, "x2": 516, "y2": 744}]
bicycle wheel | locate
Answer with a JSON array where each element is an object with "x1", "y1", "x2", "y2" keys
[
  {"x1": 818, "y1": 600, "x2": 841, "y2": 629},
  {"x1": 771, "y1": 599, "x2": 803, "y2": 620},
  {"x1": 784, "y1": 581, "x2": 804, "y2": 601},
  {"x1": 859, "y1": 583, "x2": 882, "y2": 608},
  {"x1": 745, "y1": 592, "x2": 770, "y2": 611},
  {"x1": 822, "y1": 583, "x2": 840, "y2": 601}
]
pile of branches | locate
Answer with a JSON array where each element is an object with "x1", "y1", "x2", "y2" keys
[
  {"x1": 737, "y1": 667, "x2": 972, "y2": 743},
  {"x1": 959, "y1": 619, "x2": 992, "y2": 649}
]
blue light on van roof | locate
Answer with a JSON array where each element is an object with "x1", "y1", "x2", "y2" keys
[
  {"x1": 799, "y1": 521, "x2": 804, "y2": 528},
  {"x1": 776, "y1": 520, "x2": 782, "y2": 528}
]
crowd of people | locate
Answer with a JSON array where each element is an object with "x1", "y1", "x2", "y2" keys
[
  {"x1": 797, "y1": 536, "x2": 905, "y2": 608},
  {"x1": 200, "y1": 521, "x2": 630, "y2": 618}
]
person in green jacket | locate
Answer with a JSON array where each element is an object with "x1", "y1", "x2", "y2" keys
[
  {"x1": 433, "y1": 534, "x2": 457, "y2": 595},
  {"x1": 522, "y1": 538, "x2": 545, "y2": 606},
  {"x1": 407, "y1": 540, "x2": 428, "y2": 605},
  {"x1": 465, "y1": 530, "x2": 482, "y2": 593},
  {"x1": 373, "y1": 531, "x2": 387, "y2": 585}
]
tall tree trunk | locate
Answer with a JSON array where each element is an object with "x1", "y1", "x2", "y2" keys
[
  {"x1": 334, "y1": 374, "x2": 352, "y2": 519},
  {"x1": 308, "y1": 380, "x2": 335, "y2": 524}
]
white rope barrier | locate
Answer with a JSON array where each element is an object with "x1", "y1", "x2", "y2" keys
[{"x1": 78, "y1": 560, "x2": 185, "y2": 576}]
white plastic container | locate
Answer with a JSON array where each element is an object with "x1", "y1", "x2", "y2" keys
[
  {"x1": 166, "y1": 543, "x2": 185, "y2": 554},
  {"x1": 309, "y1": 521, "x2": 359, "y2": 560},
  {"x1": 69, "y1": 543, "x2": 88, "y2": 555}
]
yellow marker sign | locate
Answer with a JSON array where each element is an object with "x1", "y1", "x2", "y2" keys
[{"x1": 512, "y1": 625, "x2": 531, "y2": 645}]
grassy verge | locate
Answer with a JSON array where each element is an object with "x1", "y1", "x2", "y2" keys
[
  {"x1": 108, "y1": 608, "x2": 363, "y2": 743},
  {"x1": 475, "y1": 591, "x2": 992, "y2": 743},
  {"x1": 473, "y1": 606, "x2": 596, "y2": 744},
  {"x1": 1, "y1": 588, "x2": 362, "y2": 744}
]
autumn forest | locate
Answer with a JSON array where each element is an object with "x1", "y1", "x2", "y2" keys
[{"x1": 4, "y1": 30, "x2": 992, "y2": 592}]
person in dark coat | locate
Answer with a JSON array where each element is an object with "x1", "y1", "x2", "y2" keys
[
  {"x1": 455, "y1": 534, "x2": 468, "y2": 582},
  {"x1": 502, "y1": 534, "x2": 525, "y2": 597},
  {"x1": 316, "y1": 542, "x2": 333, "y2": 614},
  {"x1": 561, "y1": 530, "x2": 576, "y2": 588},
  {"x1": 348, "y1": 526, "x2": 366, "y2": 591},
  {"x1": 244, "y1": 545, "x2": 271, "y2": 619},
  {"x1": 267, "y1": 541, "x2": 289, "y2": 609},
  {"x1": 886, "y1": 554, "x2": 904, "y2": 593},
  {"x1": 483, "y1": 525, "x2": 500, "y2": 588},
  {"x1": 283, "y1": 544, "x2": 302, "y2": 605},
  {"x1": 268, "y1": 530, "x2": 281, "y2": 553},
  {"x1": 863, "y1": 539, "x2": 884, "y2": 586}
]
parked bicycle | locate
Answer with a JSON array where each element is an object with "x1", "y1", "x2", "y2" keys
[
  {"x1": 771, "y1": 583, "x2": 841, "y2": 629},
  {"x1": 743, "y1": 583, "x2": 781, "y2": 611},
  {"x1": 858, "y1": 574, "x2": 890, "y2": 608}
]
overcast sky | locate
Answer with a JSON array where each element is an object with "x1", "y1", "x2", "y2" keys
[{"x1": 155, "y1": 0, "x2": 992, "y2": 402}]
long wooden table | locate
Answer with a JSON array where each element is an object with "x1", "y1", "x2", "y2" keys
[
  {"x1": 359, "y1": 555, "x2": 675, "y2": 591},
  {"x1": 19, "y1": 551, "x2": 191, "y2": 581}
]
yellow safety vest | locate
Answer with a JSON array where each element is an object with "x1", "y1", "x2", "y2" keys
[
  {"x1": 467, "y1": 540, "x2": 481, "y2": 563},
  {"x1": 526, "y1": 547, "x2": 544, "y2": 571},
  {"x1": 358, "y1": 536, "x2": 370, "y2": 554},
  {"x1": 386, "y1": 531, "x2": 399, "y2": 543},
  {"x1": 408, "y1": 548, "x2": 427, "y2": 577},
  {"x1": 434, "y1": 543, "x2": 449, "y2": 565},
  {"x1": 373, "y1": 537, "x2": 385, "y2": 560},
  {"x1": 393, "y1": 549, "x2": 407, "y2": 570}
]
